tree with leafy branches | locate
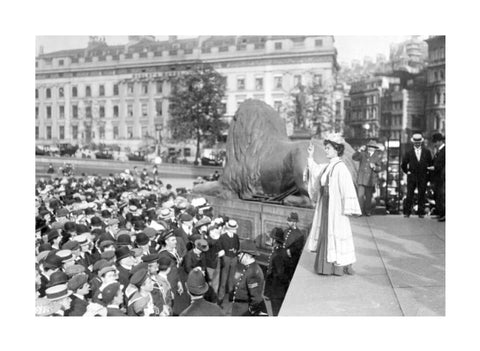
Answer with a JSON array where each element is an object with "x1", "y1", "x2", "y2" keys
[
  {"x1": 168, "y1": 63, "x2": 227, "y2": 165},
  {"x1": 284, "y1": 82, "x2": 336, "y2": 138}
]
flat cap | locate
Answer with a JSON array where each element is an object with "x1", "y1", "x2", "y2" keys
[
  {"x1": 67, "y1": 273, "x2": 88, "y2": 291},
  {"x1": 100, "y1": 282, "x2": 121, "y2": 304},
  {"x1": 64, "y1": 264, "x2": 86, "y2": 277},
  {"x1": 179, "y1": 213, "x2": 193, "y2": 222},
  {"x1": 61, "y1": 240, "x2": 80, "y2": 251},
  {"x1": 195, "y1": 217, "x2": 211, "y2": 228},
  {"x1": 141, "y1": 253, "x2": 159, "y2": 264},
  {"x1": 143, "y1": 227, "x2": 157, "y2": 239},
  {"x1": 130, "y1": 268, "x2": 148, "y2": 288},
  {"x1": 98, "y1": 264, "x2": 116, "y2": 277},
  {"x1": 101, "y1": 250, "x2": 116, "y2": 261}
]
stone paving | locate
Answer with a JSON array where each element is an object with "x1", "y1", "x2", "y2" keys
[{"x1": 279, "y1": 215, "x2": 445, "y2": 316}]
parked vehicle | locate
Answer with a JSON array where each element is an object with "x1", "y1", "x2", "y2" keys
[
  {"x1": 201, "y1": 157, "x2": 222, "y2": 166},
  {"x1": 127, "y1": 151, "x2": 146, "y2": 162},
  {"x1": 35, "y1": 145, "x2": 51, "y2": 156},
  {"x1": 58, "y1": 143, "x2": 78, "y2": 157},
  {"x1": 95, "y1": 149, "x2": 114, "y2": 160}
]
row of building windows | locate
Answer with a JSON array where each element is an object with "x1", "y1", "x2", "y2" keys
[
  {"x1": 429, "y1": 47, "x2": 445, "y2": 61},
  {"x1": 235, "y1": 74, "x2": 322, "y2": 91},
  {"x1": 36, "y1": 81, "x2": 164, "y2": 100},
  {"x1": 429, "y1": 69, "x2": 445, "y2": 83},
  {"x1": 349, "y1": 107, "x2": 378, "y2": 121},
  {"x1": 36, "y1": 102, "x2": 164, "y2": 119},
  {"x1": 36, "y1": 73, "x2": 324, "y2": 100},
  {"x1": 350, "y1": 94, "x2": 378, "y2": 106},
  {"x1": 36, "y1": 124, "x2": 158, "y2": 141},
  {"x1": 433, "y1": 91, "x2": 446, "y2": 105}
]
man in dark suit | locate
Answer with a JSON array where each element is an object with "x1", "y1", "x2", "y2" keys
[
  {"x1": 428, "y1": 133, "x2": 445, "y2": 222},
  {"x1": 401, "y1": 133, "x2": 433, "y2": 218},
  {"x1": 180, "y1": 267, "x2": 225, "y2": 316},
  {"x1": 352, "y1": 140, "x2": 384, "y2": 216}
]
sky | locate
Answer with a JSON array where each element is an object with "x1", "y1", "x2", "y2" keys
[{"x1": 35, "y1": 35, "x2": 422, "y2": 64}]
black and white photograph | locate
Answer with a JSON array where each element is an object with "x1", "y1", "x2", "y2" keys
[
  {"x1": 33, "y1": 33, "x2": 445, "y2": 317},
  {"x1": 3, "y1": 1, "x2": 478, "y2": 350}
]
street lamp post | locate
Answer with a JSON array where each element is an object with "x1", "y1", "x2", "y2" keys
[{"x1": 362, "y1": 122, "x2": 371, "y2": 143}]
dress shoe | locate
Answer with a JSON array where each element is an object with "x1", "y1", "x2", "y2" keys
[
  {"x1": 344, "y1": 265, "x2": 355, "y2": 275},
  {"x1": 333, "y1": 266, "x2": 344, "y2": 276},
  {"x1": 438, "y1": 216, "x2": 445, "y2": 222},
  {"x1": 419, "y1": 215, "x2": 424, "y2": 218},
  {"x1": 404, "y1": 214, "x2": 410, "y2": 218}
]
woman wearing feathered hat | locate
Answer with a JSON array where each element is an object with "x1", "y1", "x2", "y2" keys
[{"x1": 305, "y1": 133, "x2": 361, "y2": 276}]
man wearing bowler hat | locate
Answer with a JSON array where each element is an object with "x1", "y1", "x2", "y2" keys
[
  {"x1": 352, "y1": 140, "x2": 384, "y2": 216},
  {"x1": 401, "y1": 133, "x2": 433, "y2": 218},
  {"x1": 180, "y1": 267, "x2": 225, "y2": 316},
  {"x1": 231, "y1": 240, "x2": 268, "y2": 316},
  {"x1": 283, "y1": 212, "x2": 305, "y2": 282}
]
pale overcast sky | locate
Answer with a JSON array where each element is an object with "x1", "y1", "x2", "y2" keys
[{"x1": 36, "y1": 35, "x2": 422, "y2": 64}]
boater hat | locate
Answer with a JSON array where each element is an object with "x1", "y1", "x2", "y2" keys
[
  {"x1": 411, "y1": 133, "x2": 424, "y2": 143},
  {"x1": 366, "y1": 140, "x2": 379, "y2": 149},
  {"x1": 45, "y1": 283, "x2": 72, "y2": 301}
]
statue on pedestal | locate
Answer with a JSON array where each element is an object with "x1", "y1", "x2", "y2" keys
[{"x1": 193, "y1": 99, "x2": 358, "y2": 207}]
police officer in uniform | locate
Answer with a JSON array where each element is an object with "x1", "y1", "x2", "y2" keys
[
  {"x1": 283, "y1": 212, "x2": 305, "y2": 282},
  {"x1": 264, "y1": 228, "x2": 290, "y2": 316},
  {"x1": 231, "y1": 240, "x2": 268, "y2": 316}
]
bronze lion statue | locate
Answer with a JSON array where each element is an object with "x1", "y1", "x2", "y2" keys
[{"x1": 193, "y1": 99, "x2": 358, "y2": 207}]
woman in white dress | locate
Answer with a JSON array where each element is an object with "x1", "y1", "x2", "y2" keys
[{"x1": 305, "y1": 133, "x2": 361, "y2": 276}]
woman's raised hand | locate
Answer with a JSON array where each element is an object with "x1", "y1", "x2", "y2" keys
[{"x1": 307, "y1": 141, "x2": 314, "y2": 158}]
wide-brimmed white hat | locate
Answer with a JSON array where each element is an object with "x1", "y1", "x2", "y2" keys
[{"x1": 324, "y1": 132, "x2": 345, "y2": 145}]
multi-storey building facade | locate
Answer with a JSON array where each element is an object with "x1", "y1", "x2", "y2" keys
[
  {"x1": 424, "y1": 36, "x2": 445, "y2": 136},
  {"x1": 380, "y1": 84, "x2": 426, "y2": 142},
  {"x1": 344, "y1": 76, "x2": 400, "y2": 145},
  {"x1": 36, "y1": 35, "x2": 339, "y2": 149}
]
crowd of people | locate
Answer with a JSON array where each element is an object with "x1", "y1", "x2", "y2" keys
[{"x1": 35, "y1": 168, "x2": 305, "y2": 317}]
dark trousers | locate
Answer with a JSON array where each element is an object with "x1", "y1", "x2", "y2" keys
[
  {"x1": 270, "y1": 298, "x2": 284, "y2": 316},
  {"x1": 218, "y1": 256, "x2": 237, "y2": 303},
  {"x1": 404, "y1": 178, "x2": 427, "y2": 215},
  {"x1": 357, "y1": 185, "x2": 374, "y2": 215},
  {"x1": 434, "y1": 180, "x2": 445, "y2": 217}
]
